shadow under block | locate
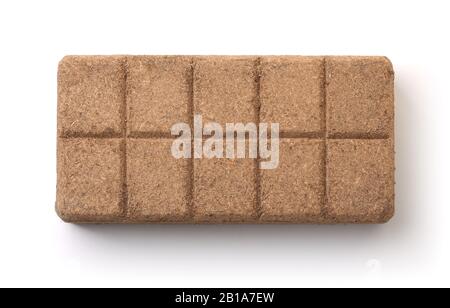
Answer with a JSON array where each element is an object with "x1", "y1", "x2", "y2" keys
[{"x1": 56, "y1": 55, "x2": 395, "y2": 224}]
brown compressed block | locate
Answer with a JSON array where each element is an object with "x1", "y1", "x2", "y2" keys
[
  {"x1": 58, "y1": 56, "x2": 126, "y2": 136},
  {"x1": 127, "y1": 56, "x2": 191, "y2": 135},
  {"x1": 261, "y1": 139, "x2": 325, "y2": 223},
  {"x1": 56, "y1": 138, "x2": 124, "y2": 222},
  {"x1": 260, "y1": 56, "x2": 324, "y2": 134},
  {"x1": 127, "y1": 139, "x2": 189, "y2": 222},
  {"x1": 326, "y1": 56, "x2": 394, "y2": 137},
  {"x1": 56, "y1": 55, "x2": 395, "y2": 224},
  {"x1": 327, "y1": 139, "x2": 395, "y2": 223},
  {"x1": 194, "y1": 56, "x2": 257, "y2": 124}
]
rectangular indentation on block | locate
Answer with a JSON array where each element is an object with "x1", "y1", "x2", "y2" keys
[
  {"x1": 193, "y1": 138, "x2": 258, "y2": 222},
  {"x1": 261, "y1": 56, "x2": 325, "y2": 134},
  {"x1": 194, "y1": 56, "x2": 258, "y2": 125},
  {"x1": 193, "y1": 158, "x2": 257, "y2": 222},
  {"x1": 260, "y1": 139, "x2": 325, "y2": 222},
  {"x1": 127, "y1": 56, "x2": 192, "y2": 135},
  {"x1": 326, "y1": 56, "x2": 394, "y2": 137},
  {"x1": 56, "y1": 138, "x2": 125, "y2": 222},
  {"x1": 327, "y1": 139, "x2": 395, "y2": 223},
  {"x1": 127, "y1": 139, "x2": 190, "y2": 222},
  {"x1": 58, "y1": 56, "x2": 127, "y2": 137}
]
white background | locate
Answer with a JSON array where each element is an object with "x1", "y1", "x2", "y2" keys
[{"x1": 0, "y1": 0, "x2": 449, "y2": 288}]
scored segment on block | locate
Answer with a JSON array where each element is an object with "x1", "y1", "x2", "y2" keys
[
  {"x1": 56, "y1": 55, "x2": 395, "y2": 224},
  {"x1": 260, "y1": 56, "x2": 325, "y2": 136},
  {"x1": 193, "y1": 57, "x2": 259, "y2": 222}
]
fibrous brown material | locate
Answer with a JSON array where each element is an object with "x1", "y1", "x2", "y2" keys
[
  {"x1": 127, "y1": 56, "x2": 191, "y2": 135},
  {"x1": 260, "y1": 139, "x2": 325, "y2": 223},
  {"x1": 57, "y1": 56, "x2": 126, "y2": 137},
  {"x1": 56, "y1": 55, "x2": 395, "y2": 224},
  {"x1": 260, "y1": 56, "x2": 325, "y2": 134},
  {"x1": 127, "y1": 139, "x2": 190, "y2": 222}
]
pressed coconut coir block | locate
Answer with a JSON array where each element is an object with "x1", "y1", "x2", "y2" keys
[{"x1": 56, "y1": 55, "x2": 395, "y2": 224}]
